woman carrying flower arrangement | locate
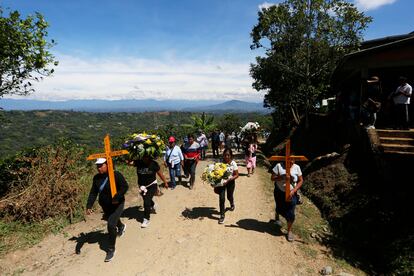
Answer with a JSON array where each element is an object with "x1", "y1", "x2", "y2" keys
[
  {"x1": 130, "y1": 154, "x2": 168, "y2": 228},
  {"x1": 182, "y1": 134, "x2": 201, "y2": 190},
  {"x1": 123, "y1": 133, "x2": 168, "y2": 228},
  {"x1": 214, "y1": 148, "x2": 239, "y2": 224}
]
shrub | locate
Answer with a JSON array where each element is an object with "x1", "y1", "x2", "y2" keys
[{"x1": 0, "y1": 140, "x2": 93, "y2": 222}]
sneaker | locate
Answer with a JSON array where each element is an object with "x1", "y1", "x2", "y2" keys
[
  {"x1": 170, "y1": 185, "x2": 176, "y2": 190},
  {"x1": 104, "y1": 249, "x2": 115, "y2": 262},
  {"x1": 141, "y1": 218, "x2": 150, "y2": 228},
  {"x1": 151, "y1": 203, "x2": 157, "y2": 214},
  {"x1": 287, "y1": 231, "x2": 294, "y2": 242},
  {"x1": 274, "y1": 220, "x2": 282, "y2": 227},
  {"x1": 218, "y1": 216, "x2": 225, "y2": 224},
  {"x1": 229, "y1": 205, "x2": 235, "y2": 211},
  {"x1": 117, "y1": 223, "x2": 126, "y2": 237}
]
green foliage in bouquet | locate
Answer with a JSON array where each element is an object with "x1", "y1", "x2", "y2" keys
[
  {"x1": 122, "y1": 132, "x2": 165, "y2": 160},
  {"x1": 201, "y1": 162, "x2": 232, "y2": 187}
]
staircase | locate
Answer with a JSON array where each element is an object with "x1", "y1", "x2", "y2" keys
[{"x1": 376, "y1": 129, "x2": 414, "y2": 156}]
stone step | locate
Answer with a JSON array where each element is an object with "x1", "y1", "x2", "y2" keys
[
  {"x1": 376, "y1": 129, "x2": 414, "y2": 139},
  {"x1": 381, "y1": 143, "x2": 414, "y2": 153},
  {"x1": 383, "y1": 150, "x2": 414, "y2": 157},
  {"x1": 380, "y1": 137, "x2": 414, "y2": 146}
]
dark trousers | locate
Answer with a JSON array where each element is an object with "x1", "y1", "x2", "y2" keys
[
  {"x1": 216, "y1": 181, "x2": 235, "y2": 217},
  {"x1": 393, "y1": 104, "x2": 410, "y2": 129},
  {"x1": 184, "y1": 159, "x2": 197, "y2": 187},
  {"x1": 273, "y1": 187, "x2": 297, "y2": 223},
  {"x1": 212, "y1": 144, "x2": 219, "y2": 158},
  {"x1": 141, "y1": 184, "x2": 157, "y2": 220},
  {"x1": 103, "y1": 202, "x2": 124, "y2": 251}
]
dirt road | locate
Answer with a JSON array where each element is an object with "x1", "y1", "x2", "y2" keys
[{"x1": 0, "y1": 153, "x2": 351, "y2": 275}]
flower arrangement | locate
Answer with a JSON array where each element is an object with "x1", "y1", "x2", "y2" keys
[
  {"x1": 240, "y1": 122, "x2": 260, "y2": 135},
  {"x1": 122, "y1": 132, "x2": 165, "y2": 160},
  {"x1": 201, "y1": 162, "x2": 232, "y2": 187}
]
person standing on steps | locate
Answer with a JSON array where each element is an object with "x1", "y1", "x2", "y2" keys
[
  {"x1": 271, "y1": 160, "x2": 303, "y2": 242},
  {"x1": 164, "y1": 136, "x2": 184, "y2": 190},
  {"x1": 130, "y1": 154, "x2": 168, "y2": 228},
  {"x1": 388, "y1": 76, "x2": 412, "y2": 130},
  {"x1": 214, "y1": 148, "x2": 239, "y2": 224},
  {"x1": 85, "y1": 158, "x2": 129, "y2": 262},
  {"x1": 182, "y1": 134, "x2": 201, "y2": 190}
]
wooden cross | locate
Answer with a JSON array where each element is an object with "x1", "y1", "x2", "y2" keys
[
  {"x1": 268, "y1": 140, "x2": 308, "y2": 201},
  {"x1": 86, "y1": 134, "x2": 129, "y2": 198}
]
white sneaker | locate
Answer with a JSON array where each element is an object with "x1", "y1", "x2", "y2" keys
[{"x1": 141, "y1": 218, "x2": 150, "y2": 228}]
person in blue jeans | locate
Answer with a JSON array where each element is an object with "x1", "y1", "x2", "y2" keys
[{"x1": 164, "y1": 136, "x2": 184, "y2": 190}]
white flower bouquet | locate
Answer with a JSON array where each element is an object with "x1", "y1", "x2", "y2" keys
[
  {"x1": 240, "y1": 122, "x2": 260, "y2": 135},
  {"x1": 122, "y1": 132, "x2": 165, "y2": 160},
  {"x1": 201, "y1": 162, "x2": 232, "y2": 187}
]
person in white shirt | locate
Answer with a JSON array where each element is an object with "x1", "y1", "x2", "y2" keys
[
  {"x1": 271, "y1": 160, "x2": 303, "y2": 242},
  {"x1": 214, "y1": 148, "x2": 239, "y2": 224},
  {"x1": 389, "y1": 76, "x2": 412, "y2": 129},
  {"x1": 219, "y1": 131, "x2": 225, "y2": 152},
  {"x1": 163, "y1": 136, "x2": 184, "y2": 190},
  {"x1": 197, "y1": 130, "x2": 208, "y2": 160}
]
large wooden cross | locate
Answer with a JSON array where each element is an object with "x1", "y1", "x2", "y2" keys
[
  {"x1": 268, "y1": 140, "x2": 308, "y2": 202},
  {"x1": 87, "y1": 134, "x2": 129, "y2": 198}
]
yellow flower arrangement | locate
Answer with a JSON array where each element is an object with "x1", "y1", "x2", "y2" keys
[
  {"x1": 201, "y1": 162, "x2": 232, "y2": 187},
  {"x1": 122, "y1": 132, "x2": 165, "y2": 160}
]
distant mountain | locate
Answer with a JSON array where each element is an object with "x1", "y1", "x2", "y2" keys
[
  {"x1": 0, "y1": 99, "x2": 269, "y2": 113},
  {"x1": 189, "y1": 100, "x2": 268, "y2": 113}
]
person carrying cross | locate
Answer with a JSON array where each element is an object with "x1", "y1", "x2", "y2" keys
[
  {"x1": 271, "y1": 159, "x2": 303, "y2": 242},
  {"x1": 85, "y1": 158, "x2": 129, "y2": 262}
]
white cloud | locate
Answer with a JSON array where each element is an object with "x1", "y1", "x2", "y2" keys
[
  {"x1": 10, "y1": 54, "x2": 263, "y2": 102},
  {"x1": 354, "y1": 0, "x2": 397, "y2": 11},
  {"x1": 258, "y1": 2, "x2": 277, "y2": 11}
]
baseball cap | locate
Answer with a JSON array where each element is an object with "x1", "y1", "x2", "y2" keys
[
  {"x1": 95, "y1": 158, "x2": 107, "y2": 165},
  {"x1": 168, "y1": 136, "x2": 175, "y2": 143}
]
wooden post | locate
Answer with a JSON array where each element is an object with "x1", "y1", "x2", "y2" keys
[
  {"x1": 268, "y1": 140, "x2": 308, "y2": 201},
  {"x1": 87, "y1": 134, "x2": 129, "y2": 198}
]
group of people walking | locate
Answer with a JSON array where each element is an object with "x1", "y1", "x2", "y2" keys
[{"x1": 85, "y1": 132, "x2": 303, "y2": 262}]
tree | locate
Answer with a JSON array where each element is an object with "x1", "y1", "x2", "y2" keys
[
  {"x1": 182, "y1": 112, "x2": 216, "y2": 133},
  {"x1": 217, "y1": 114, "x2": 242, "y2": 134},
  {"x1": 250, "y1": 0, "x2": 371, "y2": 129},
  {"x1": 0, "y1": 8, "x2": 57, "y2": 98}
]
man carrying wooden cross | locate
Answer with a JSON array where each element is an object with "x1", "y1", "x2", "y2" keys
[
  {"x1": 85, "y1": 134, "x2": 129, "y2": 262},
  {"x1": 269, "y1": 140, "x2": 307, "y2": 242}
]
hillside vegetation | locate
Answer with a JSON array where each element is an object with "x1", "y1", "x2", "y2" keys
[{"x1": 0, "y1": 110, "x2": 269, "y2": 157}]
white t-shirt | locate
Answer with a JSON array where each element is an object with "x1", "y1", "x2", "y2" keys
[
  {"x1": 219, "y1": 132, "x2": 225, "y2": 142},
  {"x1": 227, "y1": 160, "x2": 238, "y2": 175},
  {"x1": 164, "y1": 145, "x2": 184, "y2": 166},
  {"x1": 197, "y1": 133, "x2": 208, "y2": 147},
  {"x1": 272, "y1": 163, "x2": 302, "y2": 192},
  {"x1": 393, "y1": 83, "x2": 412, "y2": 104}
]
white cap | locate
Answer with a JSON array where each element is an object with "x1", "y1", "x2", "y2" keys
[{"x1": 95, "y1": 158, "x2": 107, "y2": 165}]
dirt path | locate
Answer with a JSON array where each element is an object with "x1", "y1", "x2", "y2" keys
[{"x1": 1, "y1": 152, "x2": 350, "y2": 275}]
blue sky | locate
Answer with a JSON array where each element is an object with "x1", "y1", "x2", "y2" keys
[{"x1": 1, "y1": 0, "x2": 412, "y2": 101}]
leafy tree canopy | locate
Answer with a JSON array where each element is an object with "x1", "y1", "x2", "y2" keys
[
  {"x1": 0, "y1": 7, "x2": 57, "y2": 98},
  {"x1": 250, "y1": 0, "x2": 371, "y2": 127}
]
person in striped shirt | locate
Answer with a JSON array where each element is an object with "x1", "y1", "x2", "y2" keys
[{"x1": 182, "y1": 134, "x2": 201, "y2": 190}]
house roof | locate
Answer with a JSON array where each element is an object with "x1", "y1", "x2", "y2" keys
[{"x1": 331, "y1": 34, "x2": 414, "y2": 86}]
